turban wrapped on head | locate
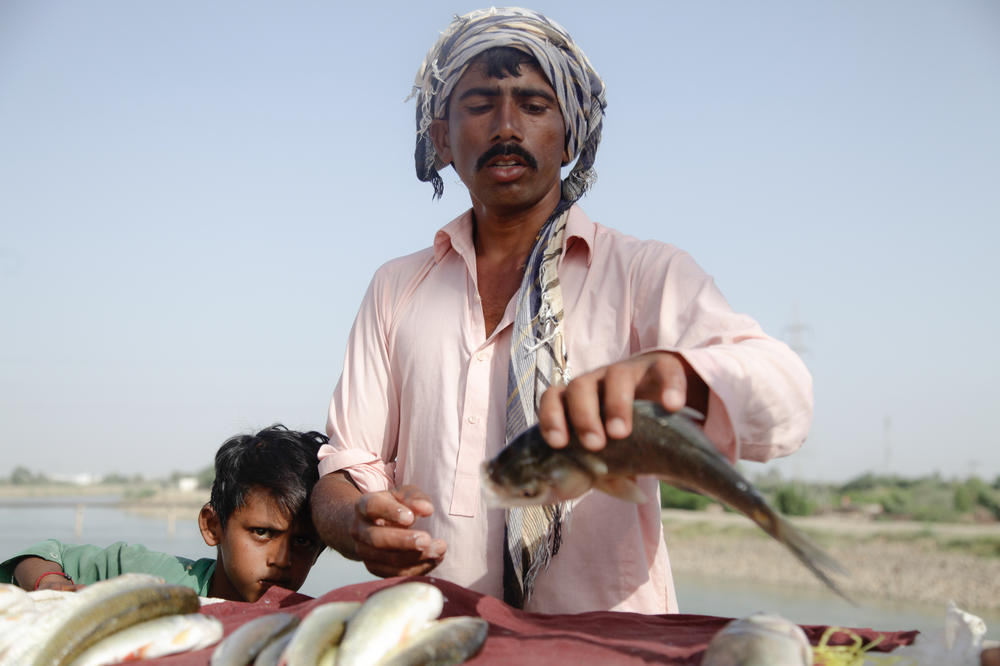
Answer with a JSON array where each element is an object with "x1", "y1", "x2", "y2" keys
[{"x1": 412, "y1": 7, "x2": 607, "y2": 202}]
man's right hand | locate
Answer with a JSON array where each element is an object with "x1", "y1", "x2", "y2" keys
[
  {"x1": 350, "y1": 485, "x2": 447, "y2": 577},
  {"x1": 311, "y1": 473, "x2": 447, "y2": 578}
]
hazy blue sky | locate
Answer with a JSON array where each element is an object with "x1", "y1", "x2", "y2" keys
[{"x1": 2, "y1": 1, "x2": 998, "y2": 483}]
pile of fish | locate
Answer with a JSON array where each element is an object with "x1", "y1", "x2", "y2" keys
[
  {"x1": 1, "y1": 577, "x2": 487, "y2": 666},
  {"x1": 0, "y1": 573, "x2": 222, "y2": 666},
  {"x1": 483, "y1": 400, "x2": 851, "y2": 600},
  {"x1": 211, "y1": 581, "x2": 488, "y2": 666}
]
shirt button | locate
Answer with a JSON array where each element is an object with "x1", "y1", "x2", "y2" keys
[
  {"x1": 476, "y1": 351, "x2": 488, "y2": 362},
  {"x1": 468, "y1": 415, "x2": 480, "y2": 425}
]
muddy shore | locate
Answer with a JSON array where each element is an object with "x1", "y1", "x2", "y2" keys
[{"x1": 662, "y1": 508, "x2": 1000, "y2": 611}]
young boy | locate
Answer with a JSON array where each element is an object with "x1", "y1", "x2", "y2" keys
[{"x1": 0, "y1": 425, "x2": 326, "y2": 602}]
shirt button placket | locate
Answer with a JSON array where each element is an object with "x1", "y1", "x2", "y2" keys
[{"x1": 450, "y1": 346, "x2": 493, "y2": 517}]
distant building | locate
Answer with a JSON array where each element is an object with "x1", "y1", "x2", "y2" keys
[
  {"x1": 49, "y1": 472, "x2": 98, "y2": 486},
  {"x1": 176, "y1": 476, "x2": 198, "y2": 492}
]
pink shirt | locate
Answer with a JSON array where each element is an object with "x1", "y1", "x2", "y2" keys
[{"x1": 320, "y1": 205, "x2": 813, "y2": 614}]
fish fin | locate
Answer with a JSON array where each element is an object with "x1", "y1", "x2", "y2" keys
[
  {"x1": 768, "y1": 512, "x2": 855, "y2": 605},
  {"x1": 594, "y1": 476, "x2": 648, "y2": 504}
]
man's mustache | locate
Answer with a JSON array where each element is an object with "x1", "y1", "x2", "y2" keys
[{"x1": 475, "y1": 143, "x2": 539, "y2": 172}]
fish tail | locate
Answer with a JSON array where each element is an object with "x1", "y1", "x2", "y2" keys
[{"x1": 767, "y1": 511, "x2": 855, "y2": 605}]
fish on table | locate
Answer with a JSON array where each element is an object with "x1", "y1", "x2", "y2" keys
[
  {"x1": 483, "y1": 400, "x2": 850, "y2": 601},
  {"x1": 0, "y1": 574, "x2": 203, "y2": 666}
]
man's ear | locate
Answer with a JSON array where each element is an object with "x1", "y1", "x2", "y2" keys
[
  {"x1": 198, "y1": 504, "x2": 222, "y2": 547},
  {"x1": 429, "y1": 118, "x2": 453, "y2": 166}
]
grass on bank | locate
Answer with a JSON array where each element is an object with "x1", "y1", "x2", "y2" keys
[{"x1": 660, "y1": 471, "x2": 1000, "y2": 524}]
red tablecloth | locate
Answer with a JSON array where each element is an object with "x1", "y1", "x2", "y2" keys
[{"x1": 153, "y1": 576, "x2": 919, "y2": 665}]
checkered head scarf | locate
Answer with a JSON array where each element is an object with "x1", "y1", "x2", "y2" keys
[{"x1": 411, "y1": 7, "x2": 607, "y2": 203}]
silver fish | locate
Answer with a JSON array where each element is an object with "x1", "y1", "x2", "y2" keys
[
  {"x1": 70, "y1": 613, "x2": 223, "y2": 666},
  {"x1": 282, "y1": 601, "x2": 360, "y2": 666},
  {"x1": 483, "y1": 400, "x2": 849, "y2": 600},
  {"x1": 377, "y1": 616, "x2": 489, "y2": 666},
  {"x1": 18, "y1": 578, "x2": 199, "y2": 666},
  {"x1": 2, "y1": 574, "x2": 172, "y2": 666},
  {"x1": 337, "y1": 582, "x2": 444, "y2": 666},
  {"x1": 250, "y1": 631, "x2": 293, "y2": 666},
  {"x1": 210, "y1": 612, "x2": 299, "y2": 666}
]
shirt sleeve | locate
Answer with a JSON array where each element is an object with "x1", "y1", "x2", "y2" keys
[
  {"x1": 632, "y1": 245, "x2": 814, "y2": 463},
  {"x1": 0, "y1": 539, "x2": 212, "y2": 594},
  {"x1": 321, "y1": 271, "x2": 399, "y2": 493}
]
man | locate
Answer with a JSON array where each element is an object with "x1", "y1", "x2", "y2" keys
[{"x1": 311, "y1": 7, "x2": 812, "y2": 614}]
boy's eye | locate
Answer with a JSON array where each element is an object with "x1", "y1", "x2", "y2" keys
[{"x1": 251, "y1": 527, "x2": 273, "y2": 538}]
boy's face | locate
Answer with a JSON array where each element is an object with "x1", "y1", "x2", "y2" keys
[{"x1": 199, "y1": 486, "x2": 322, "y2": 602}]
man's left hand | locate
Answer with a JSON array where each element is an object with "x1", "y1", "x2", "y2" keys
[{"x1": 537, "y1": 350, "x2": 708, "y2": 450}]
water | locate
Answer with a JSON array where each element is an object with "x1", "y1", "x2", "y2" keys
[{"x1": 2, "y1": 500, "x2": 997, "y2": 643}]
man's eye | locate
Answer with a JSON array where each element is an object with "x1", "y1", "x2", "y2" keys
[
  {"x1": 294, "y1": 536, "x2": 317, "y2": 549},
  {"x1": 251, "y1": 527, "x2": 271, "y2": 538},
  {"x1": 524, "y1": 103, "x2": 548, "y2": 114}
]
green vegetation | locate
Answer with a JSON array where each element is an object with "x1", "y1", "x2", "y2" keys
[{"x1": 661, "y1": 471, "x2": 1000, "y2": 524}]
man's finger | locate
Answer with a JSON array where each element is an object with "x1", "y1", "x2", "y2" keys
[
  {"x1": 537, "y1": 385, "x2": 570, "y2": 448},
  {"x1": 564, "y1": 372, "x2": 606, "y2": 450},
  {"x1": 600, "y1": 360, "x2": 643, "y2": 439},
  {"x1": 636, "y1": 353, "x2": 687, "y2": 411},
  {"x1": 357, "y1": 492, "x2": 416, "y2": 527},
  {"x1": 392, "y1": 485, "x2": 435, "y2": 517}
]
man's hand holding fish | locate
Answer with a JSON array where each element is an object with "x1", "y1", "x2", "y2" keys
[{"x1": 537, "y1": 350, "x2": 708, "y2": 451}]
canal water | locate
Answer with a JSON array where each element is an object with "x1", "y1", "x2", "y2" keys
[{"x1": 2, "y1": 496, "x2": 997, "y2": 643}]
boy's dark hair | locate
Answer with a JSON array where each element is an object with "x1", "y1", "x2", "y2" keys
[{"x1": 209, "y1": 424, "x2": 327, "y2": 528}]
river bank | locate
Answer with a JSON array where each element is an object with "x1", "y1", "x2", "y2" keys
[{"x1": 662, "y1": 508, "x2": 1000, "y2": 612}]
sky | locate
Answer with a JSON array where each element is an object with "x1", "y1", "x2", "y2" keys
[{"x1": 1, "y1": 1, "x2": 998, "y2": 484}]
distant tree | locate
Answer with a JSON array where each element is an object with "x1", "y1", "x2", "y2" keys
[
  {"x1": 10, "y1": 466, "x2": 41, "y2": 485},
  {"x1": 196, "y1": 465, "x2": 214, "y2": 490},
  {"x1": 101, "y1": 473, "x2": 130, "y2": 484}
]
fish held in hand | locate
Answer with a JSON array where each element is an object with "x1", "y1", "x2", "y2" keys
[{"x1": 483, "y1": 400, "x2": 850, "y2": 601}]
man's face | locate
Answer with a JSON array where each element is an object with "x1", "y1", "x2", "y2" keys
[
  {"x1": 200, "y1": 486, "x2": 322, "y2": 602},
  {"x1": 431, "y1": 60, "x2": 567, "y2": 218}
]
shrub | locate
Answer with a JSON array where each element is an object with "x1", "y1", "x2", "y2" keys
[
  {"x1": 660, "y1": 483, "x2": 712, "y2": 511},
  {"x1": 775, "y1": 484, "x2": 816, "y2": 516}
]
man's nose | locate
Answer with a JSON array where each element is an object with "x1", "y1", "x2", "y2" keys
[{"x1": 492, "y1": 98, "x2": 523, "y2": 143}]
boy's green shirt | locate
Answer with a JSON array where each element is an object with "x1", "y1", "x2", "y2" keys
[{"x1": 0, "y1": 539, "x2": 216, "y2": 596}]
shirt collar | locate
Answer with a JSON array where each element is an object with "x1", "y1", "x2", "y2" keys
[{"x1": 433, "y1": 204, "x2": 595, "y2": 267}]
